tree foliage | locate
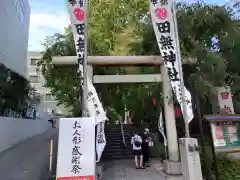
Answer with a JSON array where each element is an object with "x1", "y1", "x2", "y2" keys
[
  {"x1": 0, "y1": 64, "x2": 36, "y2": 117},
  {"x1": 38, "y1": 0, "x2": 158, "y2": 118},
  {"x1": 39, "y1": 1, "x2": 240, "y2": 121}
]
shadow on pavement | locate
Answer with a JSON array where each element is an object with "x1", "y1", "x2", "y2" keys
[{"x1": 0, "y1": 129, "x2": 58, "y2": 180}]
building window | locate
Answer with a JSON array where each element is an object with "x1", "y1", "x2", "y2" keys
[
  {"x1": 30, "y1": 75, "x2": 38, "y2": 83},
  {"x1": 31, "y1": 58, "x2": 39, "y2": 65},
  {"x1": 45, "y1": 93, "x2": 54, "y2": 101}
]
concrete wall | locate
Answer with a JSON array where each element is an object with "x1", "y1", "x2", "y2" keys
[
  {"x1": 0, "y1": 0, "x2": 30, "y2": 77},
  {"x1": 0, "y1": 117, "x2": 51, "y2": 153}
]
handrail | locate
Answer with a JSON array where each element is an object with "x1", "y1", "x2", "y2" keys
[{"x1": 120, "y1": 121, "x2": 126, "y2": 146}]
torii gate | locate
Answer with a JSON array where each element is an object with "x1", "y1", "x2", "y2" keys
[
  {"x1": 52, "y1": 55, "x2": 180, "y2": 172},
  {"x1": 54, "y1": 0, "x2": 202, "y2": 179}
]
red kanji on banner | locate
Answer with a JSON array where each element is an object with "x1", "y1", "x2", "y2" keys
[
  {"x1": 220, "y1": 92, "x2": 230, "y2": 100},
  {"x1": 152, "y1": 98, "x2": 157, "y2": 105},
  {"x1": 155, "y1": 8, "x2": 167, "y2": 20},
  {"x1": 175, "y1": 107, "x2": 181, "y2": 117},
  {"x1": 74, "y1": 8, "x2": 85, "y2": 21}
]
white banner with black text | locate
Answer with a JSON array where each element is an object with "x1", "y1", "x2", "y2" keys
[
  {"x1": 149, "y1": 0, "x2": 194, "y2": 123},
  {"x1": 56, "y1": 117, "x2": 95, "y2": 180},
  {"x1": 67, "y1": 0, "x2": 107, "y2": 124},
  {"x1": 158, "y1": 109, "x2": 168, "y2": 158},
  {"x1": 96, "y1": 122, "x2": 106, "y2": 162},
  {"x1": 67, "y1": 0, "x2": 106, "y2": 162}
]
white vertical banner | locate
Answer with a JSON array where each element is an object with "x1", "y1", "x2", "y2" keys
[
  {"x1": 158, "y1": 109, "x2": 167, "y2": 146},
  {"x1": 67, "y1": 0, "x2": 107, "y2": 124},
  {"x1": 158, "y1": 109, "x2": 168, "y2": 158},
  {"x1": 217, "y1": 86, "x2": 234, "y2": 114},
  {"x1": 96, "y1": 122, "x2": 106, "y2": 162},
  {"x1": 149, "y1": 0, "x2": 193, "y2": 123},
  {"x1": 56, "y1": 117, "x2": 95, "y2": 180}
]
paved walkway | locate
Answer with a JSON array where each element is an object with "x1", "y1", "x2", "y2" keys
[
  {"x1": 0, "y1": 129, "x2": 57, "y2": 180},
  {"x1": 103, "y1": 159, "x2": 165, "y2": 180}
]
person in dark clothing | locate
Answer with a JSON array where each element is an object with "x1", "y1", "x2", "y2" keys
[
  {"x1": 142, "y1": 128, "x2": 150, "y2": 167},
  {"x1": 48, "y1": 110, "x2": 56, "y2": 128}
]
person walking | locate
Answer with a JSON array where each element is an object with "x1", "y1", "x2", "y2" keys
[
  {"x1": 131, "y1": 131, "x2": 145, "y2": 169},
  {"x1": 48, "y1": 110, "x2": 56, "y2": 128},
  {"x1": 142, "y1": 128, "x2": 151, "y2": 167}
]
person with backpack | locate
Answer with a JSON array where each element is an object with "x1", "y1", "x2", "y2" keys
[
  {"x1": 142, "y1": 128, "x2": 151, "y2": 167},
  {"x1": 131, "y1": 131, "x2": 145, "y2": 169}
]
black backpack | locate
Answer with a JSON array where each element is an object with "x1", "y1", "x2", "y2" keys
[{"x1": 134, "y1": 137, "x2": 141, "y2": 147}]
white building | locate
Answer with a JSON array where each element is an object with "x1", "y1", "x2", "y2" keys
[
  {"x1": 27, "y1": 51, "x2": 68, "y2": 119},
  {"x1": 0, "y1": 0, "x2": 30, "y2": 77}
]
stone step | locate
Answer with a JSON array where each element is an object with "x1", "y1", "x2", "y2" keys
[
  {"x1": 103, "y1": 124, "x2": 137, "y2": 160},
  {"x1": 106, "y1": 129, "x2": 121, "y2": 132},
  {"x1": 102, "y1": 153, "x2": 133, "y2": 160},
  {"x1": 106, "y1": 135, "x2": 122, "y2": 139},
  {"x1": 106, "y1": 139, "x2": 123, "y2": 143}
]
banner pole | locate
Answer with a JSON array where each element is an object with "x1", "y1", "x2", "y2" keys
[
  {"x1": 172, "y1": 0, "x2": 190, "y2": 137},
  {"x1": 82, "y1": 0, "x2": 88, "y2": 116}
]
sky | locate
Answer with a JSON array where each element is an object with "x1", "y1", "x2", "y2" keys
[{"x1": 28, "y1": 0, "x2": 229, "y2": 51}]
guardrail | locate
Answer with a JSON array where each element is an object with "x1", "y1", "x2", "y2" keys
[{"x1": 120, "y1": 121, "x2": 126, "y2": 147}]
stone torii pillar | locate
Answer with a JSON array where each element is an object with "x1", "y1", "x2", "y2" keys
[{"x1": 161, "y1": 64, "x2": 179, "y2": 162}]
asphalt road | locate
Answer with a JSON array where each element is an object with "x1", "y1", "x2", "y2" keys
[{"x1": 0, "y1": 129, "x2": 57, "y2": 180}]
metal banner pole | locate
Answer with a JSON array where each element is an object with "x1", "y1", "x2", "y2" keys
[
  {"x1": 172, "y1": 0, "x2": 190, "y2": 137},
  {"x1": 82, "y1": 0, "x2": 88, "y2": 116}
]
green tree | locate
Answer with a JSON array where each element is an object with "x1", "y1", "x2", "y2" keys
[
  {"x1": 39, "y1": 1, "x2": 240, "y2": 123},
  {"x1": 0, "y1": 64, "x2": 34, "y2": 117},
  {"x1": 129, "y1": 2, "x2": 240, "y2": 112},
  {"x1": 38, "y1": 0, "x2": 155, "y2": 118}
]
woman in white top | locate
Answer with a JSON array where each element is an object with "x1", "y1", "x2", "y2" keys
[{"x1": 131, "y1": 132, "x2": 145, "y2": 169}]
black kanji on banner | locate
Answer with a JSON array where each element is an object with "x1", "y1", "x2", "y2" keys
[
  {"x1": 91, "y1": 97, "x2": 96, "y2": 103},
  {"x1": 97, "y1": 124, "x2": 105, "y2": 143},
  {"x1": 72, "y1": 146, "x2": 82, "y2": 156},
  {"x1": 167, "y1": 67, "x2": 179, "y2": 82},
  {"x1": 71, "y1": 120, "x2": 82, "y2": 174},
  {"x1": 173, "y1": 86, "x2": 177, "y2": 94},
  {"x1": 75, "y1": 24, "x2": 85, "y2": 35},
  {"x1": 73, "y1": 121, "x2": 81, "y2": 129},
  {"x1": 178, "y1": 85, "x2": 184, "y2": 101},
  {"x1": 69, "y1": 0, "x2": 77, "y2": 6},
  {"x1": 159, "y1": 35, "x2": 174, "y2": 50},
  {"x1": 77, "y1": 53, "x2": 84, "y2": 65},
  {"x1": 87, "y1": 91, "x2": 93, "y2": 99},
  {"x1": 96, "y1": 110, "x2": 100, "y2": 116},
  {"x1": 78, "y1": 0, "x2": 84, "y2": 7},
  {"x1": 160, "y1": 0, "x2": 168, "y2": 5},
  {"x1": 162, "y1": 51, "x2": 176, "y2": 65},
  {"x1": 72, "y1": 155, "x2": 81, "y2": 164},
  {"x1": 71, "y1": 164, "x2": 81, "y2": 174},
  {"x1": 72, "y1": 136, "x2": 82, "y2": 144},
  {"x1": 76, "y1": 36, "x2": 84, "y2": 52},
  {"x1": 73, "y1": 129, "x2": 81, "y2": 136},
  {"x1": 151, "y1": 0, "x2": 158, "y2": 6},
  {"x1": 156, "y1": 21, "x2": 170, "y2": 33},
  {"x1": 186, "y1": 100, "x2": 191, "y2": 105}
]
